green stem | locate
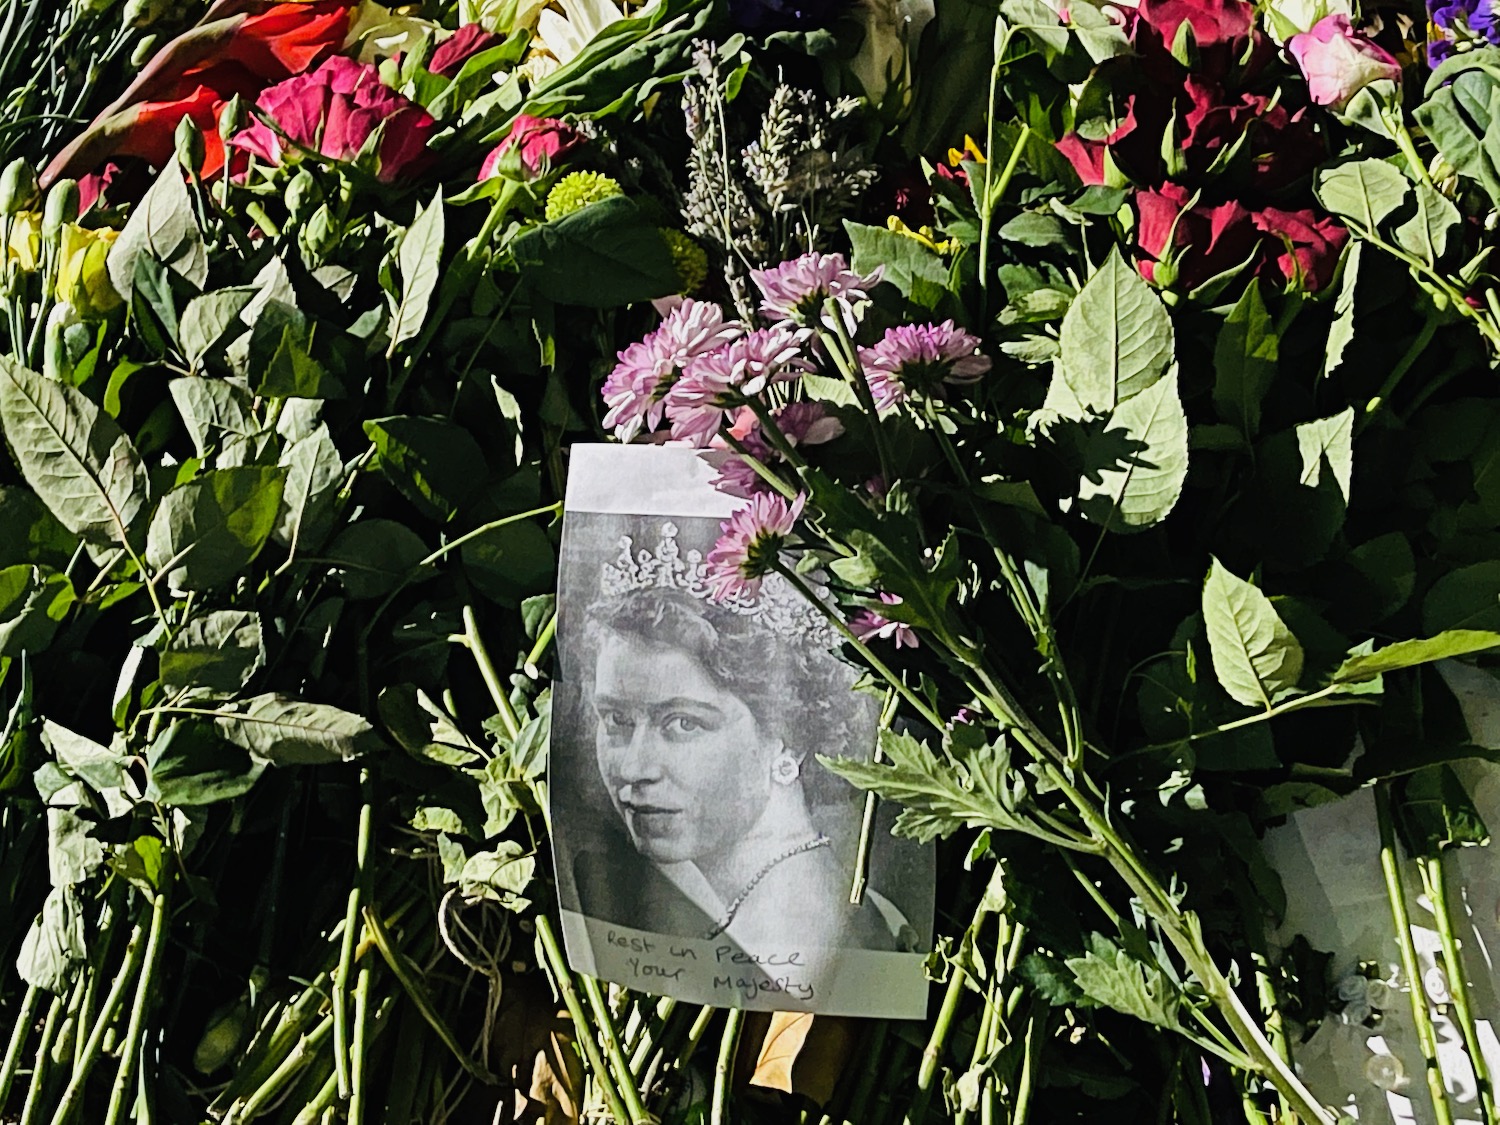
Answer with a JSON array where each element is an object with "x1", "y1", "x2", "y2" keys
[
  {"x1": 523, "y1": 611, "x2": 558, "y2": 678},
  {"x1": 228, "y1": 1012, "x2": 336, "y2": 1121},
  {"x1": 534, "y1": 914, "x2": 630, "y2": 1125},
  {"x1": 333, "y1": 769, "x2": 374, "y2": 1099},
  {"x1": 16, "y1": 994, "x2": 63, "y2": 1125},
  {"x1": 1376, "y1": 782, "x2": 1455, "y2": 1125},
  {"x1": 0, "y1": 983, "x2": 39, "y2": 1113},
  {"x1": 1420, "y1": 852, "x2": 1496, "y2": 1125},
  {"x1": 712, "y1": 1009, "x2": 744, "y2": 1125},
  {"x1": 817, "y1": 310, "x2": 892, "y2": 485},
  {"x1": 418, "y1": 502, "x2": 562, "y2": 568},
  {"x1": 460, "y1": 603, "x2": 520, "y2": 739},
  {"x1": 1359, "y1": 313, "x2": 1438, "y2": 431},
  {"x1": 347, "y1": 964, "x2": 372, "y2": 1125},
  {"x1": 103, "y1": 880, "x2": 170, "y2": 1125},
  {"x1": 1012, "y1": 1007, "x2": 1041, "y2": 1125},
  {"x1": 48, "y1": 917, "x2": 148, "y2": 1125},
  {"x1": 581, "y1": 974, "x2": 651, "y2": 1124}
]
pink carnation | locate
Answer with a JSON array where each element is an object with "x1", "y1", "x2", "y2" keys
[
  {"x1": 232, "y1": 56, "x2": 435, "y2": 183},
  {"x1": 859, "y1": 321, "x2": 992, "y2": 412}
]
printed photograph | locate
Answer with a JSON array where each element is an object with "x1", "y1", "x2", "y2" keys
[{"x1": 550, "y1": 449, "x2": 933, "y2": 1016}]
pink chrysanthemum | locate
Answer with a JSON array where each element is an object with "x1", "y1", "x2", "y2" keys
[
  {"x1": 601, "y1": 300, "x2": 741, "y2": 441},
  {"x1": 750, "y1": 252, "x2": 881, "y2": 332},
  {"x1": 859, "y1": 321, "x2": 992, "y2": 412},
  {"x1": 705, "y1": 492, "x2": 807, "y2": 601},
  {"x1": 663, "y1": 327, "x2": 811, "y2": 447},
  {"x1": 710, "y1": 402, "x2": 844, "y2": 500},
  {"x1": 849, "y1": 593, "x2": 919, "y2": 649}
]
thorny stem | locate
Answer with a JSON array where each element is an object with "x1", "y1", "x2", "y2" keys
[
  {"x1": 1376, "y1": 783, "x2": 1456, "y2": 1125},
  {"x1": 534, "y1": 915, "x2": 631, "y2": 1125},
  {"x1": 1419, "y1": 851, "x2": 1495, "y2": 1125},
  {"x1": 712, "y1": 1009, "x2": 745, "y2": 1125}
]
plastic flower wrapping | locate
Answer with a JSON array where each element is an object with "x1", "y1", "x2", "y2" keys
[{"x1": 6, "y1": 0, "x2": 1500, "y2": 1120}]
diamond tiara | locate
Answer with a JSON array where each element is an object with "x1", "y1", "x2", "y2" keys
[{"x1": 600, "y1": 520, "x2": 839, "y2": 647}]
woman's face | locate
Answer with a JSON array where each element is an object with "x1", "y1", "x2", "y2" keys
[{"x1": 592, "y1": 629, "x2": 779, "y2": 865}]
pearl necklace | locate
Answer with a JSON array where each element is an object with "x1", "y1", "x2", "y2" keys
[{"x1": 704, "y1": 835, "x2": 831, "y2": 940}]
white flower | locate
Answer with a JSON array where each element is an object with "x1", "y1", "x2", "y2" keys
[
  {"x1": 1263, "y1": 0, "x2": 1352, "y2": 44},
  {"x1": 535, "y1": 0, "x2": 650, "y2": 64}
]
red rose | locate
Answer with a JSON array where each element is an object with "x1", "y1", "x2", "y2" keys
[
  {"x1": 1251, "y1": 206, "x2": 1347, "y2": 292},
  {"x1": 1056, "y1": 106, "x2": 1137, "y2": 185},
  {"x1": 232, "y1": 56, "x2": 436, "y2": 183},
  {"x1": 478, "y1": 115, "x2": 585, "y2": 180},
  {"x1": 1137, "y1": 0, "x2": 1254, "y2": 49},
  {"x1": 1135, "y1": 183, "x2": 1258, "y2": 290},
  {"x1": 429, "y1": 23, "x2": 504, "y2": 78}
]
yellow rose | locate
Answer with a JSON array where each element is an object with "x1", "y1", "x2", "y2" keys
[
  {"x1": 4, "y1": 212, "x2": 40, "y2": 274},
  {"x1": 54, "y1": 224, "x2": 121, "y2": 316}
]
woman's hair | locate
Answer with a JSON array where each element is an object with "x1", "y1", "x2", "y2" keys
[{"x1": 581, "y1": 586, "x2": 876, "y2": 807}]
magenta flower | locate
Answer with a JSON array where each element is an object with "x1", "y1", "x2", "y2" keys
[
  {"x1": 478, "y1": 114, "x2": 586, "y2": 181},
  {"x1": 601, "y1": 300, "x2": 741, "y2": 441},
  {"x1": 859, "y1": 321, "x2": 992, "y2": 412},
  {"x1": 232, "y1": 56, "x2": 435, "y2": 183},
  {"x1": 663, "y1": 327, "x2": 811, "y2": 447},
  {"x1": 429, "y1": 23, "x2": 503, "y2": 77},
  {"x1": 706, "y1": 492, "x2": 807, "y2": 601},
  {"x1": 1288, "y1": 15, "x2": 1402, "y2": 111},
  {"x1": 850, "y1": 594, "x2": 919, "y2": 649},
  {"x1": 711, "y1": 402, "x2": 843, "y2": 499},
  {"x1": 750, "y1": 252, "x2": 881, "y2": 332},
  {"x1": 775, "y1": 401, "x2": 844, "y2": 446}
]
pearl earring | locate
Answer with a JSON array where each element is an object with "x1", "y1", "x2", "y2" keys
[{"x1": 770, "y1": 751, "x2": 801, "y2": 785}]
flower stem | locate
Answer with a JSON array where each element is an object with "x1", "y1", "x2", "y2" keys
[
  {"x1": 1376, "y1": 782, "x2": 1456, "y2": 1125},
  {"x1": 0, "y1": 983, "x2": 39, "y2": 1112},
  {"x1": 581, "y1": 974, "x2": 652, "y2": 1124},
  {"x1": 712, "y1": 1009, "x2": 745, "y2": 1125},
  {"x1": 1419, "y1": 852, "x2": 1496, "y2": 1125},
  {"x1": 104, "y1": 877, "x2": 172, "y2": 1125},
  {"x1": 534, "y1": 914, "x2": 632, "y2": 1125}
]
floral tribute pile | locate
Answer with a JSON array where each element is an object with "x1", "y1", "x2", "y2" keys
[{"x1": 3, "y1": 0, "x2": 1500, "y2": 1119}]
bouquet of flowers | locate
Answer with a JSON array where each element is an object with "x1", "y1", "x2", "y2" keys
[{"x1": 3, "y1": 0, "x2": 1500, "y2": 1119}]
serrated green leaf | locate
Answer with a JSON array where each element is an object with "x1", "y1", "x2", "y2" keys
[
  {"x1": 1213, "y1": 282, "x2": 1276, "y2": 440},
  {"x1": 1075, "y1": 368, "x2": 1189, "y2": 532},
  {"x1": 511, "y1": 195, "x2": 679, "y2": 307},
  {"x1": 1202, "y1": 557, "x2": 1304, "y2": 708},
  {"x1": 0, "y1": 565, "x2": 74, "y2": 657},
  {"x1": 844, "y1": 221, "x2": 951, "y2": 296},
  {"x1": 1331, "y1": 629, "x2": 1500, "y2": 683},
  {"x1": 146, "y1": 466, "x2": 286, "y2": 591},
  {"x1": 1058, "y1": 249, "x2": 1174, "y2": 414},
  {"x1": 389, "y1": 189, "x2": 445, "y2": 353},
  {"x1": 0, "y1": 357, "x2": 149, "y2": 547},
  {"x1": 1065, "y1": 946, "x2": 1183, "y2": 1030},
  {"x1": 169, "y1": 377, "x2": 256, "y2": 460},
  {"x1": 214, "y1": 694, "x2": 383, "y2": 765}
]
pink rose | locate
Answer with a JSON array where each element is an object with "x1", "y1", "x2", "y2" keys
[
  {"x1": 1288, "y1": 14, "x2": 1401, "y2": 110},
  {"x1": 477, "y1": 115, "x2": 585, "y2": 181},
  {"x1": 232, "y1": 56, "x2": 435, "y2": 182},
  {"x1": 429, "y1": 23, "x2": 503, "y2": 78}
]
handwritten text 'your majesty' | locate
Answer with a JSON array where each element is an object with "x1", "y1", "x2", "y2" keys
[{"x1": 606, "y1": 930, "x2": 817, "y2": 1002}]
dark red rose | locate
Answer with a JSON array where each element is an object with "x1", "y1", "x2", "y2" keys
[
  {"x1": 428, "y1": 23, "x2": 503, "y2": 78},
  {"x1": 1252, "y1": 206, "x2": 1347, "y2": 291},
  {"x1": 1135, "y1": 183, "x2": 1258, "y2": 290},
  {"x1": 1056, "y1": 106, "x2": 1137, "y2": 185},
  {"x1": 1137, "y1": 0, "x2": 1254, "y2": 48}
]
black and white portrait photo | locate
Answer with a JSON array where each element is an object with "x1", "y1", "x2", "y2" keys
[{"x1": 551, "y1": 445, "x2": 934, "y2": 1018}]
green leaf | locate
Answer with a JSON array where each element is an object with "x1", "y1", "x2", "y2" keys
[
  {"x1": 1423, "y1": 561, "x2": 1500, "y2": 632},
  {"x1": 146, "y1": 467, "x2": 286, "y2": 591},
  {"x1": 179, "y1": 288, "x2": 256, "y2": 367},
  {"x1": 159, "y1": 610, "x2": 265, "y2": 693},
  {"x1": 1212, "y1": 282, "x2": 1277, "y2": 440},
  {"x1": 1295, "y1": 407, "x2": 1354, "y2": 504},
  {"x1": 47, "y1": 809, "x2": 103, "y2": 887},
  {"x1": 42, "y1": 720, "x2": 127, "y2": 799},
  {"x1": 1394, "y1": 181, "x2": 1461, "y2": 266},
  {"x1": 146, "y1": 721, "x2": 266, "y2": 806},
  {"x1": 107, "y1": 163, "x2": 208, "y2": 301},
  {"x1": 510, "y1": 196, "x2": 680, "y2": 307},
  {"x1": 0, "y1": 488, "x2": 77, "y2": 570},
  {"x1": 213, "y1": 694, "x2": 384, "y2": 765},
  {"x1": 1057, "y1": 249, "x2": 1174, "y2": 414},
  {"x1": 1074, "y1": 368, "x2": 1189, "y2": 532},
  {"x1": 1396, "y1": 764, "x2": 1489, "y2": 856},
  {"x1": 1415, "y1": 70, "x2": 1500, "y2": 210},
  {"x1": 250, "y1": 303, "x2": 341, "y2": 400},
  {"x1": 328, "y1": 520, "x2": 430, "y2": 599},
  {"x1": 363, "y1": 416, "x2": 489, "y2": 521},
  {"x1": 1065, "y1": 944, "x2": 1183, "y2": 1030},
  {"x1": 0, "y1": 357, "x2": 149, "y2": 547},
  {"x1": 1323, "y1": 242, "x2": 1360, "y2": 378},
  {"x1": 818, "y1": 729, "x2": 1034, "y2": 844},
  {"x1": 0, "y1": 565, "x2": 73, "y2": 657},
  {"x1": 1331, "y1": 629, "x2": 1500, "y2": 683},
  {"x1": 845, "y1": 221, "x2": 954, "y2": 297},
  {"x1": 1202, "y1": 557, "x2": 1305, "y2": 708},
  {"x1": 1314, "y1": 159, "x2": 1413, "y2": 231},
  {"x1": 388, "y1": 189, "x2": 445, "y2": 353},
  {"x1": 272, "y1": 423, "x2": 343, "y2": 555},
  {"x1": 462, "y1": 519, "x2": 556, "y2": 607},
  {"x1": 169, "y1": 377, "x2": 256, "y2": 460}
]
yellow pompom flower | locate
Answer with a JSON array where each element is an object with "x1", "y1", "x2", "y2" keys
[
  {"x1": 54, "y1": 224, "x2": 121, "y2": 316},
  {"x1": 544, "y1": 170, "x2": 622, "y2": 222},
  {"x1": 658, "y1": 228, "x2": 708, "y2": 293}
]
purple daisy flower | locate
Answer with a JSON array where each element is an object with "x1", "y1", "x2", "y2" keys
[
  {"x1": 750, "y1": 252, "x2": 882, "y2": 333},
  {"x1": 705, "y1": 492, "x2": 807, "y2": 600},
  {"x1": 600, "y1": 299, "x2": 741, "y2": 441},
  {"x1": 858, "y1": 321, "x2": 992, "y2": 412}
]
